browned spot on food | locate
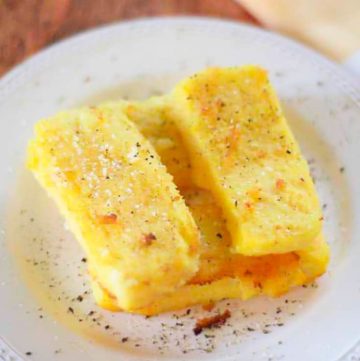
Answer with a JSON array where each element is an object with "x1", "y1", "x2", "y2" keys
[
  {"x1": 99, "y1": 213, "x2": 117, "y2": 224},
  {"x1": 256, "y1": 150, "x2": 267, "y2": 159},
  {"x1": 143, "y1": 232, "x2": 156, "y2": 246},
  {"x1": 276, "y1": 179, "x2": 286, "y2": 190},
  {"x1": 244, "y1": 269, "x2": 253, "y2": 276},
  {"x1": 244, "y1": 201, "x2": 253, "y2": 211},
  {"x1": 247, "y1": 187, "x2": 261, "y2": 200},
  {"x1": 202, "y1": 302, "x2": 215, "y2": 312},
  {"x1": 193, "y1": 309, "x2": 231, "y2": 335}
]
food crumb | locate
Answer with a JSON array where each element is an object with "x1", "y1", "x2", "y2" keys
[{"x1": 193, "y1": 309, "x2": 231, "y2": 335}]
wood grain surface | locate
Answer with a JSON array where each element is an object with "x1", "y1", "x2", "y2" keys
[{"x1": 0, "y1": 0, "x2": 258, "y2": 76}]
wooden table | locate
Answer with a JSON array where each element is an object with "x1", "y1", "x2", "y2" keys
[{"x1": 0, "y1": 0, "x2": 258, "y2": 76}]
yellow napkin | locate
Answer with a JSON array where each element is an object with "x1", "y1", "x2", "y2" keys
[{"x1": 236, "y1": 0, "x2": 360, "y2": 61}]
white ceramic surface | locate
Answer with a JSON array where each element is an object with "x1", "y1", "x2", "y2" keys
[{"x1": 0, "y1": 17, "x2": 359, "y2": 361}]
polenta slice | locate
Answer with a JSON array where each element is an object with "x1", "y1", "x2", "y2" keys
[
  {"x1": 27, "y1": 104, "x2": 200, "y2": 310},
  {"x1": 170, "y1": 66, "x2": 322, "y2": 256},
  {"x1": 91, "y1": 188, "x2": 329, "y2": 315},
  {"x1": 121, "y1": 97, "x2": 193, "y2": 187}
]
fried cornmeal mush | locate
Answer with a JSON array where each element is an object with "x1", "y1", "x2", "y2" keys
[
  {"x1": 170, "y1": 66, "x2": 322, "y2": 256},
  {"x1": 27, "y1": 104, "x2": 200, "y2": 311}
]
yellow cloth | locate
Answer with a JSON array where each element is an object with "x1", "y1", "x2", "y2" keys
[{"x1": 236, "y1": 0, "x2": 360, "y2": 60}]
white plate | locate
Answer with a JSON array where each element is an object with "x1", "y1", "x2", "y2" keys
[{"x1": 0, "y1": 17, "x2": 359, "y2": 361}]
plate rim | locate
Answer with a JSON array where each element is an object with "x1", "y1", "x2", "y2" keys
[
  {"x1": 0, "y1": 16, "x2": 359, "y2": 361},
  {"x1": 0, "y1": 16, "x2": 359, "y2": 106}
]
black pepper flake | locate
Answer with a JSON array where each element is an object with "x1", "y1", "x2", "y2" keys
[
  {"x1": 25, "y1": 352, "x2": 32, "y2": 356},
  {"x1": 204, "y1": 334, "x2": 215, "y2": 339},
  {"x1": 247, "y1": 327, "x2": 255, "y2": 332},
  {"x1": 339, "y1": 167, "x2": 345, "y2": 173},
  {"x1": 88, "y1": 310, "x2": 95, "y2": 316},
  {"x1": 81, "y1": 257, "x2": 87, "y2": 263},
  {"x1": 121, "y1": 337, "x2": 129, "y2": 343},
  {"x1": 76, "y1": 295, "x2": 83, "y2": 302},
  {"x1": 286, "y1": 150, "x2": 292, "y2": 154},
  {"x1": 68, "y1": 307, "x2": 74, "y2": 314},
  {"x1": 105, "y1": 325, "x2": 110, "y2": 330},
  {"x1": 216, "y1": 233, "x2": 223, "y2": 239}
]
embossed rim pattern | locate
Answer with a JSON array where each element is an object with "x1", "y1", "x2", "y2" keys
[
  {"x1": 0, "y1": 337, "x2": 22, "y2": 361},
  {"x1": 0, "y1": 17, "x2": 359, "y2": 361}
]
